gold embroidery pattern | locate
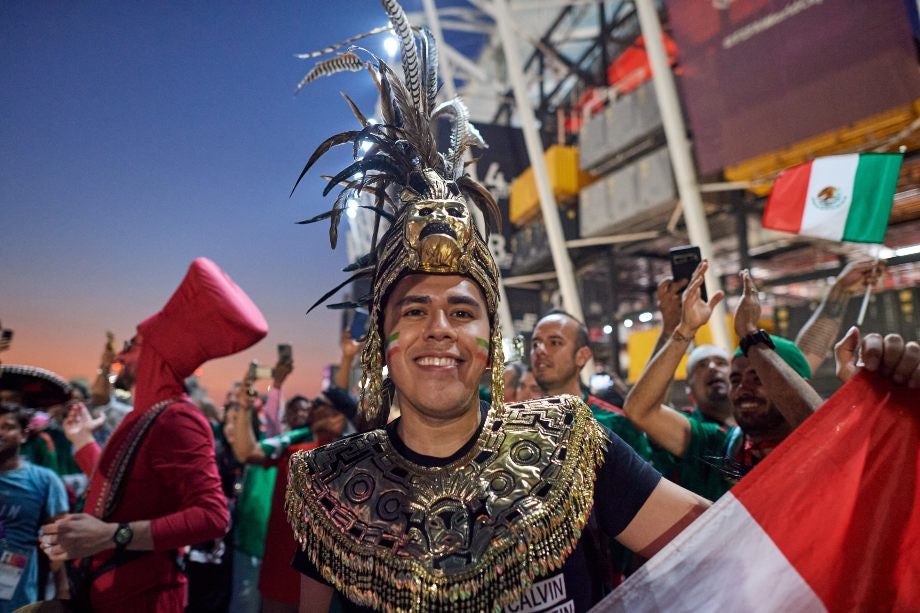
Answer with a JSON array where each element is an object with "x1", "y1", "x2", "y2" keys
[{"x1": 286, "y1": 395, "x2": 608, "y2": 612}]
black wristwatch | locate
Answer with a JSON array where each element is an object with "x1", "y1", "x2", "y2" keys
[
  {"x1": 112, "y1": 522, "x2": 133, "y2": 551},
  {"x1": 740, "y1": 329, "x2": 775, "y2": 357}
]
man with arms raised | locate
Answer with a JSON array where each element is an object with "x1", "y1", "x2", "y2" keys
[
  {"x1": 285, "y1": 5, "x2": 708, "y2": 609},
  {"x1": 624, "y1": 263, "x2": 822, "y2": 500}
]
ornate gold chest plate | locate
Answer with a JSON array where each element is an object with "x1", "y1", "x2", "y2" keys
[{"x1": 286, "y1": 394, "x2": 608, "y2": 612}]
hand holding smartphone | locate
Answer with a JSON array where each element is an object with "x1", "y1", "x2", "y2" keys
[
  {"x1": 248, "y1": 360, "x2": 273, "y2": 380},
  {"x1": 669, "y1": 245, "x2": 708, "y2": 303},
  {"x1": 348, "y1": 308, "x2": 369, "y2": 341}
]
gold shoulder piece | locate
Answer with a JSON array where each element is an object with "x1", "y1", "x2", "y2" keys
[{"x1": 285, "y1": 395, "x2": 608, "y2": 612}]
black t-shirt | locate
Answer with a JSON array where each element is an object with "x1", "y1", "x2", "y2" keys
[{"x1": 292, "y1": 402, "x2": 661, "y2": 612}]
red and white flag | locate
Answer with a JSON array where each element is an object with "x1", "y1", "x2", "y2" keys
[{"x1": 594, "y1": 372, "x2": 919, "y2": 612}]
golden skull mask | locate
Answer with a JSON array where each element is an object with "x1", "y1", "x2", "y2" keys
[{"x1": 403, "y1": 197, "x2": 473, "y2": 273}]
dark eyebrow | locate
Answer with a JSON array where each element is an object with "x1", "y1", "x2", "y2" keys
[
  {"x1": 392, "y1": 295, "x2": 432, "y2": 309},
  {"x1": 392, "y1": 294, "x2": 483, "y2": 311},
  {"x1": 447, "y1": 295, "x2": 482, "y2": 309}
]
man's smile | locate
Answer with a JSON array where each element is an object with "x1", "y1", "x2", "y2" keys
[{"x1": 416, "y1": 356, "x2": 461, "y2": 367}]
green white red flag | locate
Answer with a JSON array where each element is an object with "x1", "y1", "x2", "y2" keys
[
  {"x1": 762, "y1": 153, "x2": 902, "y2": 243},
  {"x1": 595, "y1": 371, "x2": 919, "y2": 612}
]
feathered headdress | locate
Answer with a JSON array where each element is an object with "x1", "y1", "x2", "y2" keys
[{"x1": 292, "y1": 0, "x2": 504, "y2": 430}]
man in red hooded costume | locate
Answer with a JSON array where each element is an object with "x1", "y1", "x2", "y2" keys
[{"x1": 41, "y1": 257, "x2": 269, "y2": 612}]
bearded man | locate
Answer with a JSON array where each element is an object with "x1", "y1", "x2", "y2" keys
[{"x1": 624, "y1": 263, "x2": 821, "y2": 501}]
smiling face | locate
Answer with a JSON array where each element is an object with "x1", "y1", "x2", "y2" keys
[
  {"x1": 729, "y1": 356, "x2": 790, "y2": 439},
  {"x1": 382, "y1": 274, "x2": 491, "y2": 422}
]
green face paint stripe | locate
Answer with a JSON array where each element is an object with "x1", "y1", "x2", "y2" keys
[
  {"x1": 386, "y1": 332, "x2": 400, "y2": 344},
  {"x1": 476, "y1": 337, "x2": 489, "y2": 350}
]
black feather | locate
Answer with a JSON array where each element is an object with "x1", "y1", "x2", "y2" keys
[
  {"x1": 290, "y1": 130, "x2": 361, "y2": 197},
  {"x1": 325, "y1": 300, "x2": 369, "y2": 310},
  {"x1": 306, "y1": 270, "x2": 372, "y2": 313},
  {"x1": 296, "y1": 210, "x2": 335, "y2": 225},
  {"x1": 345, "y1": 252, "x2": 376, "y2": 270},
  {"x1": 458, "y1": 175, "x2": 502, "y2": 233},
  {"x1": 358, "y1": 204, "x2": 395, "y2": 223},
  {"x1": 327, "y1": 189, "x2": 357, "y2": 249},
  {"x1": 378, "y1": 61, "x2": 434, "y2": 166},
  {"x1": 377, "y1": 63, "x2": 398, "y2": 133},
  {"x1": 352, "y1": 130, "x2": 413, "y2": 171},
  {"x1": 323, "y1": 157, "x2": 405, "y2": 197},
  {"x1": 340, "y1": 91, "x2": 368, "y2": 127}
]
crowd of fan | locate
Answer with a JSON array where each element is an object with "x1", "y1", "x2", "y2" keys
[
  {"x1": 1, "y1": 257, "x2": 918, "y2": 612},
  {"x1": 0, "y1": 322, "x2": 366, "y2": 613}
]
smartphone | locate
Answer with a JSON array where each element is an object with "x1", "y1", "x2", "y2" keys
[
  {"x1": 248, "y1": 361, "x2": 274, "y2": 380},
  {"x1": 669, "y1": 245, "x2": 707, "y2": 302},
  {"x1": 278, "y1": 343, "x2": 293, "y2": 363},
  {"x1": 349, "y1": 308, "x2": 369, "y2": 341}
]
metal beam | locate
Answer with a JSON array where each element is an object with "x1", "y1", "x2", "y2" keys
[
  {"x1": 511, "y1": 0, "x2": 618, "y2": 9},
  {"x1": 565, "y1": 231, "x2": 662, "y2": 248},
  {"x1": 494, "y1": 0, "x2": 591, "y2": 379},
  {"x1": 491, "y1": 2, "x2": 577, "y2": 123},
  {"x1": 635, "y1": 0, "x2": 732, "y2": 350},
  {"x1": 536, "y1": 4, "x2": 637, "y2": 114}
]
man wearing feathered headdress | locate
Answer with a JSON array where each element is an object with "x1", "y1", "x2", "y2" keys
[{"x1": 285, "y1": 3, "x2": 709, "y2": 611}]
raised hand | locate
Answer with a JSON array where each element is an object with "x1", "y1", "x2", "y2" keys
[
  {"x1": 833, "y1": 259, "x2": 885, "y2": 295},
  {"x1": 340, "y1": 327, "x2": 363, "y2": 362},
  {"x1": 678, "y1": 260, "x2": 724, "y2": 334},
  {"x1": 657, "y1": 276, "x2": 688, "y2": 334},
  {"x1": 63, "y1": 402, "x2": 104, "y2": 450},
  {"x1": 273, "y1": 357, "x2": 293, "y2": 387},
  {"x1": 835, "y1": 327, "x2": 920, "y2": 388},
  {"x1": 733, "y1": 269, "x2": 762, "y2": 338}
]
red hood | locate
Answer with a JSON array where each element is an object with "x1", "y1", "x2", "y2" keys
[{"x1": 132, "y1": 257, "x2": 268, "y2": 410}]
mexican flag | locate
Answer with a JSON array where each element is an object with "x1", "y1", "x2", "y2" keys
[
  {"x1": 762, "y1": 153, "x2": 902, "y2": 243},
  {"x1": 594, "y1": 372, "x2": 919, "y2": 612}
]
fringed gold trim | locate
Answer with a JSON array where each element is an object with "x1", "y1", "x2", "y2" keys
[{"x1": 285, "y1": 395, "x2": 608, "y2": 612}]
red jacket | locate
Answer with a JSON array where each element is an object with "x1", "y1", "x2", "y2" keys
[{"x1": 77, "y1": 258, "x2": 268, "y2": 612}]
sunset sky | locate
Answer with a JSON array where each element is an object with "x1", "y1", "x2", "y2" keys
[{"x1": 1, "y1": 2, "x2": 453, "y2": 399}]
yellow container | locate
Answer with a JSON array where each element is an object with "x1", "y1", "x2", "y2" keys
[{"x1": 509, "y1": 145, "x2": 595, "y2": 225}]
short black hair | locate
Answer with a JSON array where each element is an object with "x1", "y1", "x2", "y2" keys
[
  {"x1": 286, "y1": 395, "x2": 310, "y2": 412},
  {"x1": 0, "y1": 402, "x2": 33, "y2": 431},
  {"x1": 536, "y1": 309, "x2": 589, "y2": 349},
  {"x1": 69, "y1": 380, "x2": 90, "y2": 402}
]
